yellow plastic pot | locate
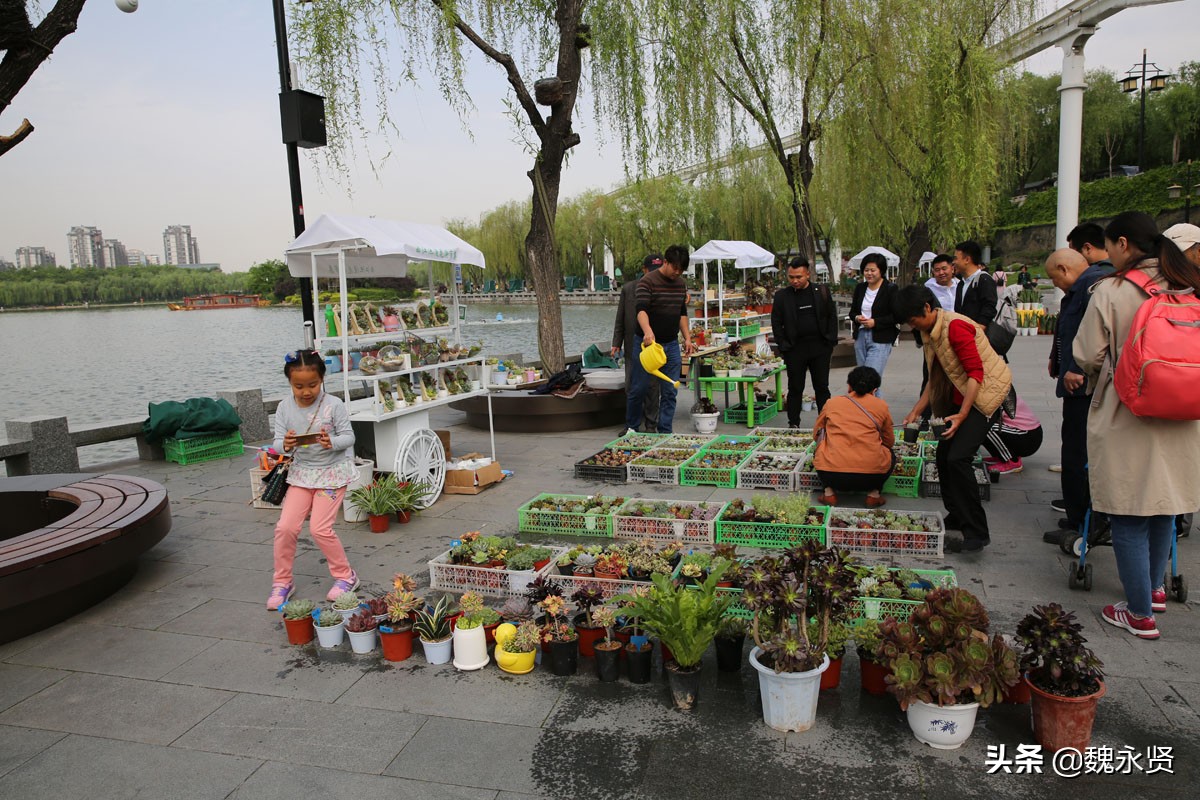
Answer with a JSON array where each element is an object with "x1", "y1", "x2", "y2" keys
[{"x1": 639, "y1": 341, "x2": 681, "y2": 387}]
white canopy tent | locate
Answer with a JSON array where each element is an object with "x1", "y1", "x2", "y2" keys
[
  {"x1": 848, "y1": 246, "x2": 902, "y2": 281},
  {"x1": 917, "y1": 250, "x2": 939, "y2": 277},
  {"x1": 690, "y1": 240, "x2": 776, "y2": 324}
]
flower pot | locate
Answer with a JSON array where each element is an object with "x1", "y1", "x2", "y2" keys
[
  {"x1": 492, "y1": 371, "x2": 509, "y2": 386},
  {"x1": 573, "y1": 616, "x2": 606, "y2": 658},
  {"x1": 314, "y1": 620, "x2": 345, "y2": 649},
  {"x1": 508, "y1": 569, "x2": 537, "y2": 594},
  {"x1": 558, "y1": 563, "x2": 575, "y2": 576},
  {"x1": 549, "y1": 639, "x2": 578, "y2": 676},
  {"x1": 382, "y1": 315, "x2": 400, "y2": 332},
  {"x1": 346, "y1": 627, "x2": 377, "y2": 654},
  {"x1": 452, "y1": 624, "x2": 490, "y2": 671},
  {"x1": 368, "y1": 513, "x2": 391, "y2": 533},
  {"x1": 660, "y1": 641, "x2": 675, "y2": 665},
  {"x1": 714, "y1": 369, "x2": 729, "y2": 378},
  {"x1": 283, "y1": 616, "x2": 314, "y2": 645},
  {"x1": 573, "y1": 566, "x2": 594, "y2": 578},
  {"x1": 905, "y1": 698, "x2": 980, "y2": 749},
  {"x1": 626, "y1": 642, "x2": 653, "y2": 684},
  {"x1": 594, "y1": 643, "x2": 622, "y2": 682},
  {"x1": 379, "y1": 626, "x2": 414, "y2": 661},
  {"x1": 342, "y1": 458, "x2": 375, "y2": 523},
  {"x1": 496, "y1": 646, "x2": 537, "y2": 674},
  {"x1": 533, "y1": 557, "x2": 553, "y2": 571},
  {"x1": 858, "y1": 651, "x2": 889, "y2": 695},
  {"x1": 1027, "y1": 676, "x2": 1105, "y2": 752},
  {"x1": 903, "y1": 426, "x2": 920, "y2": 443},
  {"x1": 930, "y1": 424, "x2": 946, "y2": 439},
  {"x1": 749, "y1": 647, "x2": 829, "y2": 732},
  {"x1": 483, "y1": 621, "x2": 501, "y2": 646},
  {"x1": 714, "y1": 635, "x2": 744, "y2": 672},
  {"x1": 665, "y1": 661, "x2": 702, "y2": 710},
  {"x1": 820, "y1": 656, "x2": 844, "y2": 690},
  {"x1": 1003, "y1": 679, "x2": 1032, "y2": 705},
  {"x1": 693, "y1": 412, "x2": 719, "y2": 434},
  {"x1": 728, "y1": 369, "x2": 744, "y2": 378},
  {"x1": 593, "y1": 567, "x2": 622, "y2": 581},
  {"x1": 420, "y1": 636, "x2": 453, "y2": 665},
  {"x1": 396, "y1": 509, "x2": 412, "y2": 524},
  {"x1": 334, "y1": 606, "x2": 360, "y2": 623}
]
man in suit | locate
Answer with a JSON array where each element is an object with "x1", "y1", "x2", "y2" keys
[
  {"x1": 953, "y1": 240, "x2": 997, "y2": 328},
  {"x1": 612, "y1": 254, "x2": 661, "y2": 432},
  {"x1": 772, "y1": 257, "x2": 838, "y2": 427}
]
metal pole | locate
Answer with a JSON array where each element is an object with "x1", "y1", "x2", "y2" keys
[
  {"x1": 1138, "y1": 49, "x2": 1147, "y2": 173},
  {"x1": 1187, "y1": 160, "x2": 1193, "y2": 225},
  {"x1": 1054, "y1": 32, "x2": 1092, "y2": 249},
  {"x1": 273, "y1": 0, "x2": 315, "y2": 327}
]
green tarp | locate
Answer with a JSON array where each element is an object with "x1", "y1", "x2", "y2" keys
[
  {"x1": 582, "y1": 344, "x2": 618, "y2": 369},
  {"x1": 142, "y1": 398, "x2": 243, "y2": 444}
]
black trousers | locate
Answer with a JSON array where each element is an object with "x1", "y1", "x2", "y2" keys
[
  {"x1": 936, "y1": 407, "x2": 998, "y2": 545},
  {"x1": 982, "y1": 425, "x2": 1043, "y2": 462},
  {"x1": 783, "y1": 341, "x2": 832, "y2": 424},
  {"x1": 1061, "y1": 396, "x2": 1090, "y2": 530}
]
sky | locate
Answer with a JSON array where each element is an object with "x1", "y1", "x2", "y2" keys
[{"x1": 1, "y1": 0, "x2": 1197, "y2": 272}]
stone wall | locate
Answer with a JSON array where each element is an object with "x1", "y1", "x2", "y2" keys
[{"x1": 991, "y1": 209, "x2": 1190, "y2": 267}]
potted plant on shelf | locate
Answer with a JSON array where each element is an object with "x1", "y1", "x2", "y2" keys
[
  {"x1": 452, "y1": 592, "x2": 491, "y2": 671},
  {"x1": 1015, "y1": 603, "x2": 1106, "y2": 752},
  {"x1": 622, "y1": 567, "x2": 733, "y2": 710},
  {"x1": 877, "y1": 588, "x2": 1019, "y2": 749},
  {"x1": 714, "y1": 616, "x2": 748, "y2": 673},
  {"x1": 344, "y1": 609, "x2": 379, "y2": 654},
  {"x1": 571, "y1": 586, "x2": 607, "y2": 657},
  {"x1": 414, "y1": 594, "x2": 454, "y2": 664},
  {"x1": 394, "y1": 480, "x2": 432, "y2": 523},
  {"x1": 494, "y1": 620, "x2": 540, "y2": 674},
  {"x1": 280, "y1": 599, "x2": 317, "y2": 645},
  {"x1": 592, "y1": 605, "x2": 622, "y2": 682},
  {"x1": 348, "y1": 476, "x2": 400, "y2": 533},
  {"x1": 380, "y1": 305, "x2": 401, "y2": 331},
  {"x1": 314, "y1": 608, "x2": 346, "y2": 649},
  {"x1": 540, "y1": 594, "x2": 578, "y2": 675}
]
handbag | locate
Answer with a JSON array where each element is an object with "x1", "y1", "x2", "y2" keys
[{"x1": 260, "y1": 397, "x2": 325, "y2": 506}]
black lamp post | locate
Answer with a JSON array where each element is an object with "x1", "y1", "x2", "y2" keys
[{"x1": 1120, "y1": 49, "x2": 1168, "y2": 174}]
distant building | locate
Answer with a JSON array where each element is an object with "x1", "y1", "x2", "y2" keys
[
  {"x1": 0, "y1": 259, "x2": 15, "y2": 271},
  {"x1": 16, "y1": 246, "x2": 56, "y2": 268},
  {"x1": 67, "y1": 226, "x2": 105, "y2": 268},
  {"x1": 163, "y1": 224, "x2": 200, "y2": 266},
  {"x1": 103, "y1": 239, "x2": 129, "y2": 268},
  {"x1": 126, "y1": 248, "x2": 149, "y2": 266},
  {"x1": 147, "y1": 253, "x2": 161, "y2": 265}
]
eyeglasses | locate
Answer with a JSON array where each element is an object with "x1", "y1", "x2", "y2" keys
[{"x1": 284, "y1": 350, "x2": 320, "y2": 363}]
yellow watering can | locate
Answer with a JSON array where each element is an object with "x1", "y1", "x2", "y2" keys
[{"x1": 639, "y1": 341, "x2": 681, "y2": 388}]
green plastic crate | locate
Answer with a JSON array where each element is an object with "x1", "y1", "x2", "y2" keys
[
  {"x1": 679, "y1": 451, "x2": 747, "y2": 488},
  {"x1": 882, "y1": 456, "x2": 923, "y2": 498},
  {"x1": 164, "y1": 431, "x2": 244, "y2": 465},
  {"x1": 715, "y1": 505, "x2": 830, "y2": 548},
  {"x1": 517, "y1": 493, "x2": 619, "y2": 537},
  {"x1": 722, "y1": 401, "x2": 779, "y2": 425},
  {"x1": 848, "y1": 568, "x2": 957, "y2": 624},
  {"x1": 602, "y1": 432, "x2": 670, "y2": 451}
]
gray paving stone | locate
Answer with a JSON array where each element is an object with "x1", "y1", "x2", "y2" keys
[
  {"x1": 228, "y1": 760, "x2": 497, "y2": 800},
  {"x1": 0, "y1": 725, "x2": 66, "y2": 779},
  {"x1": 0, "y1": 734, "x2": 261, "y2": 800},
  {"x1": 160, "y1": 639, "x2": 369, "y2": 703},
  {"x1": 0, "y1": 672, "x2": 233, "y2": 745},
  {"x1": 159, "y1": 564, "x2": 325, "y2": 604},
  {"x1": 69, "y1": 584, "x2": 208, "y2": 630},
  {"x1": 159, "y1": 599, "x2": 287, "y2": 645},
  {"x1": 384, "y1": 717, "x2": 546, "y2": 794},
  {"x1": 7, "y1": 623, "x2": 217, "y2": 680},
  {"x1": 122, "y1": 557, "x2": 208, "y2": 591},
  {"x1": 174, "y1": 693, "x2": 424, "y2": 772},
  {"x1": 0, "y1": 664, "x2": 68, "y2": 713}
]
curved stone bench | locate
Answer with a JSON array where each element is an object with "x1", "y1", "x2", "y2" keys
[{"x1": 0, "y1": 473, "x2": 172, "y2": 644}]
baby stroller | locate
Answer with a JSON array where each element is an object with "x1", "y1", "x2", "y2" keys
[{"x1": 1065, "y1": 506, "x2": 1188, "y2": 602}]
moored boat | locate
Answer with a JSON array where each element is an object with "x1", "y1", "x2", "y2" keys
[{"x1": 167, "y1": 294, "x2": 268, "y2": 310}]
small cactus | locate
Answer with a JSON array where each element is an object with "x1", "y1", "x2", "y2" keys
[{"x1": 282, "y1": 598, "x2": 317, "y2": 620}]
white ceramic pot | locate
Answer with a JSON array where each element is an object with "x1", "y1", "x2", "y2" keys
[
  {"x1": 728, "y1": 369, "x2": 744, "y2": 378},
  {"x1": 749, "y1": 647, "x2": 829, "y2": 732},
  {"x1": 905, "y1": 698, "x2": 980, "y2": 749},
  {"x1": 346, "y1": 627, "x2": 377, "y2": 654},
  {"x1": 693, "y1": 412, "x2": 719, "y2": 434},
  {"x1": 508, "y1": 568, "x2": 537, "y2": 594},
  {"x1": 334, "y1": 606, "x2": 360, "y2": 622},
  {"x1": 714, "y1": 369, "x2": 729, "y2": 378},
  {"x1": 315, "y1": 621, "x2": 345, "y2": 648},
  {"x1": 421, "y1": 636, "x2": 453, "y2": 664},
  {"x1": 452, "y1": 624, "x2": 490, "y2": 671}
]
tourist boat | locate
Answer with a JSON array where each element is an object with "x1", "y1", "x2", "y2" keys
[{"x1": 167, "y1": 294, "x2": 269, "y2": 311}]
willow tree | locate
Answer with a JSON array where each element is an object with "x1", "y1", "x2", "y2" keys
[{"x1": 816, "y1": 0, "x2": 1033, "y2": 277}]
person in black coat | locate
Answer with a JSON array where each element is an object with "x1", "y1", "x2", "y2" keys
[
  {"x1": 772, "y1": 257, "x2": 838, "y2": 427},
  {"x1": 953, "y1": 240, "x2": 998, "y2": 327},
  {"x1": 848, "y1": 253, "x2": 900, "y2": 392}
]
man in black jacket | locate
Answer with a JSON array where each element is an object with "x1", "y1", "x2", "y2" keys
[
  {"x1": 953, "y1": 240, "x2": 998, "y2": 327},
  {"x1": 772, "y1": 258, "x2": 838, "y2": 427}
]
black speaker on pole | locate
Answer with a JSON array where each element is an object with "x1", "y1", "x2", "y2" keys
[{"x1": 279, "y1": 90, "x2": 327, "y2": 149}]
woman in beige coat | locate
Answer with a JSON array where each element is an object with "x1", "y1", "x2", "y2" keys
[{"x1": 1073, "y1": 211, "x2": 1200, "y2": 641}]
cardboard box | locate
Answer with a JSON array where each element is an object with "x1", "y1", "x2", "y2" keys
[
  {"x1": 435, "y1": 429, "x2": 451, "y2": 459},
  {"x1": 443, "y1": 455, "x2": 503, "y2": 495}
]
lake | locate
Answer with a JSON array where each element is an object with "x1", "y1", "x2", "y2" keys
[{"x1": 0, "y1": 302, "x2": 617, "y2": 466}]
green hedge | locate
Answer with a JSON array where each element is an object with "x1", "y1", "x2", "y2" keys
[{"x1": 997, "y1": 164, "x2": 1197, "y2": 230}]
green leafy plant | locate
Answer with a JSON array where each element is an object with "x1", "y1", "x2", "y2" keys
[
  {"x1": 282, "y1": 599, "x2": 316, "y2": 620},
  {"x1": 505, "y1": 549, "x2": 540, "y2": 571},
  {"x1": 620, "y1": 568, "x2": 732, "y2": 670},
  {"x1": 348, "y1": 474, "x2": 402, "y2": 516},
  {"x1": 1015, "y1": 603, "x2": 1104, "y2": 697},
  {"x1": 394, "y1": 480, "x2": 432, "y2": 512},
  {"x1": 413, "y1": 594, "x2": 453, "y2": 642}
]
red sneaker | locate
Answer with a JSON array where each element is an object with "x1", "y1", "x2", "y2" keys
[
  {"x1": 1152, "y1": 586, "x2": 1167, "y2": 614},
  {"x1": 988, "y1": 458, "x2": 1024, "y2": 475},
  {"x1": 1102, "y1": 602, "x2": 1159, "y2": 639}
]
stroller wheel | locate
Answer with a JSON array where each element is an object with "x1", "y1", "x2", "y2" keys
[
  {"x1": 1068, "y1": 566, "x2": 1085, "y2": 590},
  {"x1": 1060, "y1": 533, "x2": 1080, "y2": 557},
  {"x1": 1082, "y1": 562, "x2": 1093, "y2": 591},
  {"x1": 1171, "y1": 574, "x2": 1188, "y2": 603}
]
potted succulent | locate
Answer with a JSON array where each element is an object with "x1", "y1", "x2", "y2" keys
[
  {"x1": 344, "y1": 609, "x2": 379, "y2": 654},
  {"x1": 1015, "y1": 603, "x2": 1106, "y2": 752},
  {"x1": 852, "y1": 619, "x2": 889, "y2": 695},
  {"x1": 281, "y1": 598, "x2": 317, "y2": 645},
  {"x1": 452, "y1": 592, "x2": 491, "y2": 671},
  {"x1": 414, "y1": 594, "x2": 454, "y2": 664},
  {"x1": 592, "y1": 605, "x2": 623, "y2": 682},
  {"x1": 379, "y1": 588, "x2": 422, "y2": 662},
  {"x1": 739, "y1": 543, "x2": 858, "y2": 732},
  {"x1": 714, "y1": 616, "x2": 748, "y2": 673},
  {"x1": 876, "y1": 588, "x2": 1019, "y2": 749},
  {"x1": 539, "y1": 594, "x2": 578, "y2": 675},
  {"x1": 459, "y1": 590, "x2": 502, "y2": 645},
  {"x1": 332, "y1": 590, "x2": 362, "y2": 621},
  {"x1": 619, "y1": 586, "x2": 653, "y2": 684},
  {"x1": 622, "y1": 567, "x2": 733, "y2": 710},
  {"x1": 380, "y1": 305, "x2": 401, "y2": 331},
  {"x1": 593, "y1": 552, "x2": 626, "y2": 581},
  {"x1": 494, "y1": 620, "x2": 540, "y2": 674},
  {"x1": 348, "y1": 476, "x2": 401, "y2": 533},
  {"x1": 500, "y1": 596, "x2": 535, "y2": 625},
  {"x1": 573, "y1": 550, "x2": 598, "y2": 577},
  {"x1": 571, "y1": 586, "x2": 607, "y2": 657},
  {"x1": 314, "y1": 608, "x2": 346, "y2": 649},
  {"x1": 505, "y1": 548, "x2": 541, "y2": 593}
]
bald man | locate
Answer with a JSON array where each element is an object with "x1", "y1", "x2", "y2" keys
[
  {"x1": 1164, "y1": 223, "x2": 1200, "y2": 269},
  {"x1": 1044, "y1": 248, "x2": 1112, "y2": 545}
]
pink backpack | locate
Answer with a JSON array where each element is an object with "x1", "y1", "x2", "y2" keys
[{"x1": 1113, "y1": 269, "x2": 1200, "y2": 420}]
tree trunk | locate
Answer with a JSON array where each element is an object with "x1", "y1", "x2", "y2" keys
[
  {"x1": 526, "y1": 155, "x2": 566, "y2": 373},
  {"x1": 786, "y1": 150, "x2": 816, "y2": 263},
  {"x1": 901, "y1": 219, "x2": 932, "y2": 287}
]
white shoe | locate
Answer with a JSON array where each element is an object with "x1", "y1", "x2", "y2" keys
[{"x1": 1048, "y1": 464, "x2": 1062, "y2": 473}]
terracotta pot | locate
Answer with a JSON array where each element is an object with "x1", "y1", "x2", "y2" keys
[
  {"x1": 593, "y1": 567, "x2": 622, "y2": 580},
  {"x1": 533, "y1": 558, "x2": 552, "y2": 571},
  {"x1": 1027, "y1": 676, "x2": 1106, "y2": 752},
  {"x1": 368, "y1": 513, "x2": 391, "y2": 533},
  {"x1": 859, "y1": 650, "x2": 889, "y2": 696},
  {"x1": 573, "y1": 615, "x2": 606, "y2": 658},
  {"x1": 379, "y1": 626, "x2": 414, "y2": 661},
  {"x1": 483, "y1": 621, "x2": 501, "y2": 646},
  {"x1": 283, "y1": 616, "x2": 314, "y2": 645},
  {"x1": 396, "y1": 509, "x2": 412, "y2": 524},
  {"x1": 820, "y1": 655, "x2": 844, "y2": 690}
]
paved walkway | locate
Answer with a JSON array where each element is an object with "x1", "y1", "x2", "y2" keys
[{"x1": 0, "y1": 337, "x2": 1196, "y2": 799}]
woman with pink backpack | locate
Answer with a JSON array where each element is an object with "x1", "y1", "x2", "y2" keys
[{"x1": 1073, "y1": 211, "x2": 1200, "y2": 640}]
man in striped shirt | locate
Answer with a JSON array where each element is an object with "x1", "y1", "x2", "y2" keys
[{"x1": 628, "y1": 245, "x2": 695, "y2": 433}]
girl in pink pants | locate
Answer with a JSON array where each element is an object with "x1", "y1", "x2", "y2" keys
[{"x1": 267, "y1": 350, "x2": 359, "y2": 610}]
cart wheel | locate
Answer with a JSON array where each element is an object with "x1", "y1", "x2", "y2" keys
[
  {"x1": 1060, "y1": 533, "x2": 1080, "y2": 557},
  {"x1": 1068, "y1": 566, "x2": 1084, "y2": 591},
  {"x1": 1172, "y1": 574, "x2": 1188, "y2": 603},
  {"x1": 1072, "y1": 536, "x2": 1086, "y2": 558},
  {"x1": 1082, "y1": 562, "x2": 1093, "y2": 591},
  {"x1": 393, "y1": 428, "x2": 446, "y2": 509}
]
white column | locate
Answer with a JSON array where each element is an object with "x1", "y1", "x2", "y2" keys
[{"x1": 1054, "y1": 29, "x2": 1094, "y2": 249}]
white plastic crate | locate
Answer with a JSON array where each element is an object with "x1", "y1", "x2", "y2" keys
[
  {"x1": 626, "y1": 449, "x2": 693, "y2": 485},
  {"x1": 825, "y1": 508, "x2": 945, "y2": 558},
  {"x1": 612, "y1": 499, "x2": 727, "y2": 545},
  {"x1": 428, "y1": 547, "x2": 567, "y2": 598},
  {"x1": 736, "y1": 451, "x2": 806, "y2": 491},
  {"x1": 547, "y1": 570, "x2": 655, "y2": 602}
]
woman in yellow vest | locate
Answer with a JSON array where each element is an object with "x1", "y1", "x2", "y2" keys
[{"x1": 897, "y1": 285, "x2": 1013, "y2": 553}]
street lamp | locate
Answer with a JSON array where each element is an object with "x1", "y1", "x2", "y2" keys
[
  {"x1": 1120, "y1": 49, "x2": 1169, "y2": 174},
  {"x1": 1167, "y1": 160, "x2": 1199, "y2": 224}
]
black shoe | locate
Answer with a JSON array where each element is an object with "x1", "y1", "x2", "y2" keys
[
  {"x1": 947, "y1": 536, "x2": 988, "y2": 553},
  {"x1": 1057, "y1": 517, "x2": 1075, "y2": 531},
  {"x1": 943, "y1": 516, "x2": 964, "y2": 531},
  {"x1": 1043, "y1": 530, "x2": 1067, "y2": 545},
  {"x1": 788, "y1": 422, "x2": 800, "y2": 429},
  {"x1": 1051, "y1": 498, "x2": 1066, "y2": 513}
]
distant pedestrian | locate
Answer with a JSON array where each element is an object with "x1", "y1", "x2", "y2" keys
[
  {"x1": 268, "y1": 350, "x2": 359, "y2": 611},
  {"x1": 849, "y1": 253, "x2": 899, "y2": 391},
  {"x1": 992, "y1": 266, "x2": 1007, "y2": 287},
  {"x1": 772, "y1": 257, "x2": 838, "y2": 428},
  {"x1": 628, "y1": 245, "x2": 694, "y2": 433},
  {"x1": 1015, "y1": 265, "x2": 1034, "y2": 289},
  {"x1": 613, "y1": 254, "x2": 662, "y2": 432},
  {"x1": 954, "y1": 241, "x2": 999, "y2": 328}
]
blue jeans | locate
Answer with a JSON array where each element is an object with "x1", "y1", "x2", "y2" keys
[
  {"x1": 1109, "y1": 514, "x2": 1175, "y2": 617},
  {"x1": 854, "y1": 330, "x2": 894, "y2": 392},
  {"x1": 627, "y1": 336, "x2": 681, "y2": 433}
]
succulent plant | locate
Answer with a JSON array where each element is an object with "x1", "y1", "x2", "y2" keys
[
  {"x1": 505, "y1": 548, "x2": 539, "y2": 571},
  {"x1": 345, "y1": 609, "x2": 379, "y2": 633},
  {"x1": 1015, "y1": 603, "x2": 1104, "y2": 697},
  {"x1": 523, "y1": 575, "x2": 563, "y2": 605},
  {"x1": 332, "y1": 591, "x2": 361, "y2": 611},
  {"x1": 503, "y1": 620, "x2": 541, "y2": 653},
  {"x1": 282, "y1": 599, "x2": 317, "y2": 620},
  {"x1": 717, "y1": 616, "x2": 749, "y2": 639},
  {"x1": 315, "y1": 609, "x2": 343, "y2": 628},
  {"x1": 364, "y1": 596, "x2": 389, "y2": 617},
  {"x1": 571, "y1": 586, "x2": 606, "y2": 627},
  {"x1": 385, "y1": 590, "x2": 422, "y2": 626},
  {"x1": 500, "y1": 596, "x2": 534, "y2": 622}
]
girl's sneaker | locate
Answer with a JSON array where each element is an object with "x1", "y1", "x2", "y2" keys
[
  {"x1": 267, "y1": 583, "x2": 293, "y2": 611},
  {"x1": 1102, "y1": 601, "x2": 1159, "y2": 639},
  {"x1": 326, "y1": 570, "x2": 360, "y2": 602},
  {"x1": 988, "y1": 458, "x2": 1023, "y2": 475},
  {"x1": 1152, "y1": 586, "x2": 1168, "y2": 614}
]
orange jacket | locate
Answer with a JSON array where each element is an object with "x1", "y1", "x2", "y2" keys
[{"x1": 812, "y1": 394, "x2": 895, "y2": 474}]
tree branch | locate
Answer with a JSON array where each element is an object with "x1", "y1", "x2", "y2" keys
[
  {"x1": 727, "y1": 28, "x2": 787, "y2": 172},
  {"x1": 0, "y1": 116, "x2": 31, "y2": 158}
]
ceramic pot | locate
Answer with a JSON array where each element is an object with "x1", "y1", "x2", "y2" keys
[
  {"x1": 905, "y1": 698, "x2": 980, "y2": 749},
  {"x1": 495, "y1": 646, "x2": 536, "y2": 674},
  {"x1": 452, "y1": 624, "x2": 490, "y2": 671}
]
